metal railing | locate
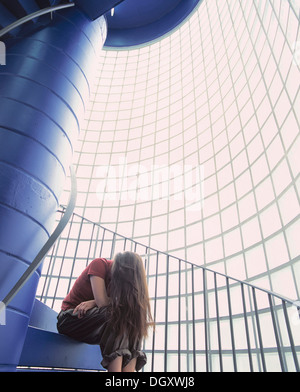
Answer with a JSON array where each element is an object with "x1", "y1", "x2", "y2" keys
[
  {"x1": 0, "y1": 2, "x2": 75, "y2": 39},
  {"x1": 37, "y1": 209, "x2": 300, "y2": 372}
]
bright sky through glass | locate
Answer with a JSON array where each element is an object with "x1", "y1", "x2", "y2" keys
[{"x1": 56, "y1": 0, "x2": 300, "y2": 313}]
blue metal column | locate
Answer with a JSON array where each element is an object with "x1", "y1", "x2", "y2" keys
[{"x1": 0, "y1": 7, "x2": 107, "y2": 371}]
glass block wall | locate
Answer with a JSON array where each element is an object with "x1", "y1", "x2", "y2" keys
[
  {"x1": 58, "y1": 0, "x2": 300, "y2": 301},
  {"x1": 36, "y1": 0, "x2": 300, "y2": 372}
]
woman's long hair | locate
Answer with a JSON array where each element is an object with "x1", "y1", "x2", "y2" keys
[{"x1": 108, "y1": 251, "x2": 154, "y2": 341}]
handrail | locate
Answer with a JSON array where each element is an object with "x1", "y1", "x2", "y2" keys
[
  {"x1": 58, "y1": 209, "x2": 299, "y2": 309},
  {"x1": 0, "y1": 2, "x2": 75, "y2": 39},
  {"x1": 38, "y1": 207, "x2": 300, "y2": 372},
  {"x1": 2, "y1": 165, "x2": 77, "y2": 308}
]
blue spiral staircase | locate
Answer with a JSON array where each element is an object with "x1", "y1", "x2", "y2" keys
[
  {"x1": 18, "y1": 299, "x2": 104, "y2": 371},
  {"x1": 0, "y1": 1, "x2": 70, "y2": 40},
  {"x1": 0, "y1": 1, "x2": 299, "y2": 372},
  {"x1": 0, "y1": 0, "x2": 121, "y2": 372}
]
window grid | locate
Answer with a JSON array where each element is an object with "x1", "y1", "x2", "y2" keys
[
  {"x1": 56, "y1": 0, "x2": 300, "y2": 302},
  {"x1": 37, "y1": 211, "x2": 300, "y2": 372}
]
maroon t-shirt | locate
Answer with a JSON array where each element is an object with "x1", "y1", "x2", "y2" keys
[{"x1": 61, "y1": 258, "x2": 113, "y2": 311}]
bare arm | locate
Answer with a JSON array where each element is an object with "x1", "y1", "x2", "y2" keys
[
  {"x1": 90, "y1": 275, "x2": 110, "y2": 308},
  {"x1": 72, "y1": 275, "x2": 109, "y2": 318}
]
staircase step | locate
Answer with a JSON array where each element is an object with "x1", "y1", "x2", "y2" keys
[
  {"x1": 49, "y1": 0, "x2": 67, "y2": 6},
  {"x1": 0, "y1": 3, "x2": 18, "y2": 31},
  {"x1": 29, "y1": 299, "x2": 59, "y2": 333},
  {"x1": 35, "y1": 0, "x2": 52, "y2": 8},
  {"x1": 17, "y1": 0, "x2": 42, "y2": 22},
  {"x1": 0, "y1": 0, "x2": 66, "y2": 40},
  {"x1": 18, "y1": 299, "x2": 105, "y2": 371},
  {"x1": 19, "y1": 326, "x2": 105, "y2": 371},
  {"x1": 0, "y1": 3, "x2": 23, "y2": 39},
  {"x1": 0, "y1": 0, "x2": 28, "y2": 20},
  {"x1": 0, "y1": 0, "x2": 42, "y2": 39}
]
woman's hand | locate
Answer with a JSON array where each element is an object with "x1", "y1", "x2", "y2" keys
[{"x1": 73, "y1": 300, "x2": 96, "y2": 318}]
